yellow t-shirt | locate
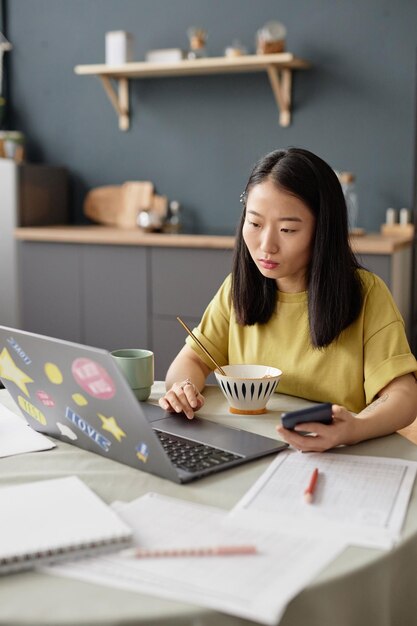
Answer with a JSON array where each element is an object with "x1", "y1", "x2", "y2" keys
[{"x1": 186, "y1": 270, "x2": 417, "y2": 413}]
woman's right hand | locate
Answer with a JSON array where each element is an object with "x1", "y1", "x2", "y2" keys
[{"x1": 158, "y1": 378, "x2": 205, "y2": 419}]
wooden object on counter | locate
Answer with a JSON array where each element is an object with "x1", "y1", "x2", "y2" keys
[
  {"x1": 84, "y1": 181, "x2": 154, "y2": 228},
  {"x1": 150, "y1": 194, "x2": 168, "y2": 221},
  {"x1": 380, "y1": 223, "x2": 415, "y2": 238},
  {"x1": 120, "y1": 182, "x2": 154, "y2": 228}
]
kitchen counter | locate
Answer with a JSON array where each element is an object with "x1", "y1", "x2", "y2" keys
[
  {"x1": 13, "y1": 225, "x2": 414, "y2": 372},
  {"x1": 15, "y1": 226, "x2": 235, "y2": 249},
  {"x1": 14, "y1": 225, "x2": 414, "y2": 254}
]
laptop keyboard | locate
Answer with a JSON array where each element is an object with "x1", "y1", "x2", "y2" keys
[{"x1": 154, "y1": 429, "x2": 243, "y2": 473}]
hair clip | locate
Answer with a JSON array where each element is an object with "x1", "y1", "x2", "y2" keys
[{"x1": 239, "y1": 191, "x2": 247, "y2": 204}]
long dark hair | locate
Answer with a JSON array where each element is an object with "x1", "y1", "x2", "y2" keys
[{"x1": 232, "y1": 147, "x2": 363, "y2": 348}]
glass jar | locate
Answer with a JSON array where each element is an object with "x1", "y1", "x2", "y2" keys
[{"x1": 163, "y1": 201, "x2": 182, "y2": 234}]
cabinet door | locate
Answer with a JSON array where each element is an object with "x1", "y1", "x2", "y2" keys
[
  {"x1": 18, "y1": 242, "x2": 82, "y2": 342},
  {"x1": 151, "y1": 247, "x2": 232, "y2": 379},
  {"x1": 151, "y1": 248, "x2": 233, "y2": 317},
  {"x1": 356, "y1": 250, "x2": 411, "y2": 337},
  {"x1": 82, "y1": 245, "x2": 149, "y2": 351}
]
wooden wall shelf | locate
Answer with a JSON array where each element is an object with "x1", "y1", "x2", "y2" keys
[{"x1": 74, "y1": 53, "x2": 310, "y2": 130}]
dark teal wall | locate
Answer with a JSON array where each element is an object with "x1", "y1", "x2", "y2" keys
[{"x1": 6, "y1": 0, "x2": 417, "y2": 234}]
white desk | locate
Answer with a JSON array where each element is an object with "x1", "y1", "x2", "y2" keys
[{"x1": 1, "y1": 384, "x2": 417, "y2": 626}]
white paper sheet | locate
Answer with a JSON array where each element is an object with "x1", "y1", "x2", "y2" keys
[
  {"x1": 233, "y1": 450, "x2": 417, "y2": 549},
  {"x1": 46, "y1": 492, "x2": 346, "y2": 626},
  {"x1": 0, "y1": 405, "x2": 55, "y2": 457}
]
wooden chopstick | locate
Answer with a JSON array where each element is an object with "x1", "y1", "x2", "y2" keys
[{"x1": 176, "y1": 317, "x2": 226, "y2": 375}]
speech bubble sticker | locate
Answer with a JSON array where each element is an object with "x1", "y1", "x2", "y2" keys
[{"x1": 71, "y1": 358, "x2": 116, "y2": 400}]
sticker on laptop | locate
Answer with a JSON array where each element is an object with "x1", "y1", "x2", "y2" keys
[
  {"x1": 97, "y1": 413, "x2": 126, "y2": 443},
  {"x1": 36, "y1": 390, "x2": 55, "y2": 408},
  {"x1": 6, "y1": 336, "x2": 32, "y2": 365},
  {"x1": 65, "y1": 407, "x2": 111, "y2": 452},
  {"x1": 0, "y1": 347, "x2": 34, "y2": 397},
  {"x1": 44, "y1": 362, "x2": 63, "y2": 385},
  {"x1": 71, "y1": 358, "x2": 116, "y2": 400},
  {"x1": 57, "y1": 422, "x2": 78, "y2": 441},
  {"x1": 18, "y1": 395, "x2": 47, "y2": 425},
  {"x1": 72, "y1": 393, "x2": 88, "y2": 406},
  {"x1": 136, "y1": 442, "x2": 149, "y2": 463}
]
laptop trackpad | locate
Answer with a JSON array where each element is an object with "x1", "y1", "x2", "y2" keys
[
  {"x1": 151, "y1": 414, "x2": 283, "y2": 457},
  {"x1": 139, "y1": 402, "x2": 170, "y2": 423}
]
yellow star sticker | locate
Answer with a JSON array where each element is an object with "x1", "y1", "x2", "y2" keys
[
  {"x1": 97, "y1": 413, "x2": 126, "y2": 442},
  {"x1": 0, "y1": 347, "x2": 33, "y2": 397}
]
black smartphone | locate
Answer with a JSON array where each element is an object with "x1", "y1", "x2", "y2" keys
[{"x1": 281, "y1": 402, "x2": 333, "y2": 430}]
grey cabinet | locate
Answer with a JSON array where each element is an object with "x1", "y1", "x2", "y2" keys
[
  {"x1": 18, "y1": 242, "x2": 150, "y2": 351},
  {"x1": 17, "y1": 242, "x2": 232, "y2": 379},
  {"x1": 18, "y1": 238, "x2": 411, "y2": 378},
  {"x1": 18, "y1": 242, "x2": 82, "y2": 342},
  {"x1": 83, "y1": 245, "x2": 149, "y2": 351}
]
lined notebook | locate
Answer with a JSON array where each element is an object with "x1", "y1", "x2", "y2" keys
[{"x1": 0, "y1": 476, "x2": 133, "y2": 574}]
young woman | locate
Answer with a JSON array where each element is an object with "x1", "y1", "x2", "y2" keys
[{"x1": 159, "y1": 148, "x2": 417, "y2": 452}]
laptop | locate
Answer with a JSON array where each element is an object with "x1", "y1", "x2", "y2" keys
[{"x1": 0, "y1": 326, "x2": 287, "y2": 483}]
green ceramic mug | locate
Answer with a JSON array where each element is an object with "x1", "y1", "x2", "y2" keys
[{"x1": 111, "y1": 348, "x2": 154, "y2": 401}]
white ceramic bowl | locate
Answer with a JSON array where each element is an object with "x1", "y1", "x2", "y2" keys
[{"x1": 214, "y1": 364, "x2": 282, "y2": 414}]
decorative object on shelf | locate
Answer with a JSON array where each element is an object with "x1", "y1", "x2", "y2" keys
[
  {"x1": 84, "y1": 181, "x2": 168, "y2": 230},
  {"x1": 105, "y1": 31, "x2": 133, "y2": 66},
  {"x1": 145, "y1": 48, "x2": 185, "y2": 63},
  {"x1": 256, "y1": 21, "x2": 286, "y2": 54},
  {"x1": 224, "y1": 40, "x2": 248, "y2": 58},
  {"x1": 187, "y1": 26, "x2": 207, "y2": 59},
  {"x1": 0, "y1": 130, "x2": 25, "y2": 161}
]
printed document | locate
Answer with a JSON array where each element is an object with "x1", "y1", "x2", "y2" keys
[
  {"x1": 233, "y1": 450, "x2": 417, "y2": 549},
  {"x1": 47, "y1": 492, "x2": 346, "y2": 626},
  {"x1": 0, "y1": 404, "x2": 55, "y2": 458}
]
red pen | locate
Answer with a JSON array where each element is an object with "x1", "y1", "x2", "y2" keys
[
  {"x1": 131, "y1": 545, "x2": 258, "y2": 558},
  {"x1": 304, "y1": 467, "x2": 319, "y2": 504}
]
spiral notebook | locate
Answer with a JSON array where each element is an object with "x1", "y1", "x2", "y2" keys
[{"x1": 0, "y1": 476, "x2": 133, "y2": 574}]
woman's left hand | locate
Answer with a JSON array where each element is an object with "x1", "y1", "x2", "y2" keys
[{"x1": 276, "y1": 404, "x2": 358, "y2": 452}]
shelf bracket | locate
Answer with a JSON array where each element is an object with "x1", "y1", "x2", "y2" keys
[
  {"x1": 99, "y1": 76, "x2": 130, "y2": 131},
  {"x1": 266, "y1": 66, "x2": 292, "y2": 127}
]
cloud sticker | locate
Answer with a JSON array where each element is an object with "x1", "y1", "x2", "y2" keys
[{"x1": 56, "y1": 422, "x2": 78, "y2": 441}]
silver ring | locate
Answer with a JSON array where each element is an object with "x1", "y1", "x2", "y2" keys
[{"x1": 179, "y1": 378, "x2": 193, "y2": 391}]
